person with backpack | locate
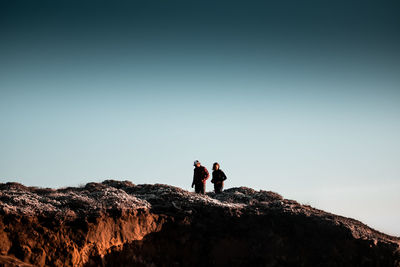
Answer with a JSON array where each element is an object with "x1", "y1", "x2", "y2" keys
[
  {"x1": 211, "y1": 162, "x2": 227, "y2": 194},
  {"x1": 191, "y1": 160, "x2": 209, "y2": 194}
]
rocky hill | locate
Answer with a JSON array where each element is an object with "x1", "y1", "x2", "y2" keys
[{"x1": 0, "y1": 180, "x2": 399, "y2": 267}]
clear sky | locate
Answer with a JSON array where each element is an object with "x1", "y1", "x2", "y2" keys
[{"x1": 1, "y1": 0, "x2": 399, "y2": 236}]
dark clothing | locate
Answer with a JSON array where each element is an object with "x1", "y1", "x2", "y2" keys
[
  {"x1": 192, "y1": 166, "x2": 209, "y2": 194},
  {"x1": 211, "y1": 169, "x2": 227, "y2": 183},
  {"x1": 214, "y1": 182, "x2": 223, "y2": 194},
  {"x1": 194, "y1": 183, "x2": 205, "y2": 194},
  {"x1": 211, "y1": 169, "x2": 227, "y2": 193}
]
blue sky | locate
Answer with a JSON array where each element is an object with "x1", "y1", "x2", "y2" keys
[{"x1": 1, "y1": 0, "x2": 399, "y2": 236}]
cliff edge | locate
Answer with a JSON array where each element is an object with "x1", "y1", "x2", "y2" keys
[{"x1": 0, "y1": 180, "x2": 399, "y2": 266}]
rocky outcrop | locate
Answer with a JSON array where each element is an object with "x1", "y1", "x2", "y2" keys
[{"x1": 0, "y1": 180, "x2": 399, "y2": 267}]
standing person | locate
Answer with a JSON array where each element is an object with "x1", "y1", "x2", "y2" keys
[
  {"x1": 211, "y1": 162, "x2": 227, "y2": 194},
  {"x1": 191, "y1": 160, "x2": 209, "y2": 194}
]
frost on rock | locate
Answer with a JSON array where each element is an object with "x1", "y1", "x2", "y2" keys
[
  {"x1": 0, "y1": 182, "x2": 150, "y2": 217},
  {"x1": 0, "y1": 180, "x2": 285, "y2": 217}
]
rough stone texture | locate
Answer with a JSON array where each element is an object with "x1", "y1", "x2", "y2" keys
[{"x1": 0, "y1": 180, "x2": 399, "y2": 267}]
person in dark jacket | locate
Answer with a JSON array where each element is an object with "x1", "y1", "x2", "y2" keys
[
  {"x1": 211, "y1": 162, "x2": 227, "y2": 194},
  {"x1": 191, "y1": 160, "x2": 209, "y2": 194}
]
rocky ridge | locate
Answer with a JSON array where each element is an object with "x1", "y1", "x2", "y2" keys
[{"x1": 0, "y1": 180, "x2": 399, "y2": 266}]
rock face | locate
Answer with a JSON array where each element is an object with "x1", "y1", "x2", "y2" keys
[{"x1": 0, "y1": 181, "x2": 399, "y2": 267}]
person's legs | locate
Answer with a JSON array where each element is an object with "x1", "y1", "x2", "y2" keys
[
  {"x1": 200, "y1": 183, "x2": 205, "y2": 194},
  {"x1": 195, "y1": 183, "x2": 205, "y2": 194},
  {"x1": 215, "y1": 183, "x2": 223, "y2": 194},
  {"x1": 195, "y1": 183, "x2": 206, "y2": 194}
]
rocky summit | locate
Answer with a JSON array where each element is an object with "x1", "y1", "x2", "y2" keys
[{"x1": 0, "y1": 180, "x2": 399, "y2": 267}]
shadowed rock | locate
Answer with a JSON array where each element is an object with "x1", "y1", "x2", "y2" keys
[{"x1": 0, "y1": 180, "x2": 399, "y2": 266}]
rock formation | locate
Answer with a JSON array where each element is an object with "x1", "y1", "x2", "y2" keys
[{"x1": 0, "y1": 180, "x2": 399, "y2": 266}]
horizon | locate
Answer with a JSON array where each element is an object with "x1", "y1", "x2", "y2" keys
[{"x1": 1, "y1": 0, "x2": 399, "y2": 237}]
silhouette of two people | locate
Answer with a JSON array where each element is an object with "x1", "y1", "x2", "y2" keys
[{"x1": 191, "y1": 160, "x2": 227, "y2": 194}]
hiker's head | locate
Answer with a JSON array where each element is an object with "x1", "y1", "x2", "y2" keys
[
  {"x1": 213, "y1": 162, "x2": 220, "y2": 170},
  {"x1": 193, "y1": 160, "x2": 201, "y2": 167}
]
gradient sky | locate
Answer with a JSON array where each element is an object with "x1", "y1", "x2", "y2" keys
[{"x1": 1, "y1": 0, "x2": 399, "y2": 236}]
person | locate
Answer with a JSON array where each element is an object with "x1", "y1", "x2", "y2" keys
[
  {"x1": 211, "y1": 162, "x2": 227, "y2": 194},
  {"x1": 191, "y1": 160, "x2": 209, "y2": 194}
]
